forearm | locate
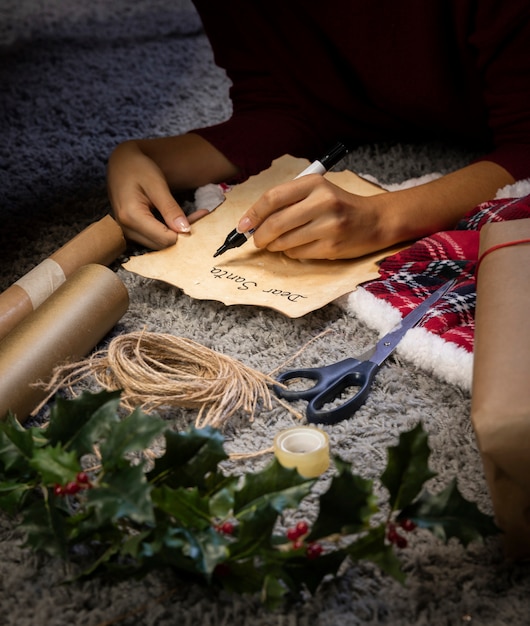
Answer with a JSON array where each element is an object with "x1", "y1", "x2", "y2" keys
[
  {"x1": 379, "y1": 161, "x2": 516, "y2": 246},
  {"x1": 126, "y1": 133, "x2": 240, "y2": 190}
]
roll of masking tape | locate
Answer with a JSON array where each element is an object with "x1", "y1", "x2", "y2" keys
[{"x1": 274, "y1": 426, "x2": 330, "y2": 478}]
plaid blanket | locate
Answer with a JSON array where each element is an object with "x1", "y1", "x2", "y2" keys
[{"x1": 343, "y1": 193, "x2": 530, "y2": 390}]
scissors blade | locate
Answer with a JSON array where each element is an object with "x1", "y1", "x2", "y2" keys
[{"x1": 369, "y1": 278, "x2": 456, "y2": 366}]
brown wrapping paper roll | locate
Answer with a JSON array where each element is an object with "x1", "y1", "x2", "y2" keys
[
  {"x1": 471, "y1": 218, "x2": 530, "y2": 559},
  {"x1": 0, "y1": 214, "x2": 126, "y2": 342},
  {"x1": 0, "y1": 264, "x2": 129, "y2": 423}
]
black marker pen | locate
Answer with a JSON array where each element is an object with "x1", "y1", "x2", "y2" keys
[{"x1": 213, "y1": 141, "x2": 349, "y2": 258}]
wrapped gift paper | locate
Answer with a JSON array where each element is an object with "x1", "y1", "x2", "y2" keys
[
  {"x1": 0, "y1": 263, "x2": 129, "y2": 423},
  {"x1": 124, "y1": 155, "x2": 405, "y2": 318},
  {"x1": 471, "y1": 218, "x2": 530, "y2": 558},
  {"x1": 0, "y1": 214, "x2": 126, "y2": 341}
]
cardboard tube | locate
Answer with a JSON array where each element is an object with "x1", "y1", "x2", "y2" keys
[
  {"x1": 274, "y1": 426, "x2": 330, "y2": 478},
  {"x1": 0, "y1": 264, "x2": 129, "y2": 423},
  {"x1": 0, "y1": 214, "x2": 126, "y2": 341}
]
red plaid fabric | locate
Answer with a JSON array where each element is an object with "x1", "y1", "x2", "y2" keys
[{"x1": 358, "y1": 194, "x2": 530, "y2": 353}]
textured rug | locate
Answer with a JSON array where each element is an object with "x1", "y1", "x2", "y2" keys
[{"x1": 2, "y1": 1, "x2": 530, "y2": 625}]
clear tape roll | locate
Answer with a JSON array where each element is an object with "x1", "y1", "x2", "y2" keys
[{"x1": 274, "y1": 426, "x2": 330, "y2": 478}]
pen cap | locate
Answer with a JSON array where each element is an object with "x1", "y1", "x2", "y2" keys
[{"x1": 319, "y1": 141, "x2": 349, "y2": 170}]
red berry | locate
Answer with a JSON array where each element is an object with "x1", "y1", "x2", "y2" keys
[
  {"x1": 399, "y1": 518, "x2": 417, "y2": 532},
  {"x1": 387, "y1": 522, "x2": 408, "y2": 548},
  {"x1": 295, "y1": 520, "x2": 309, "y2": 536},
  {"x1": 286, "y1": 527, "x2": 300, "y2": 541},
  {"x1": 387, "y1": 524, "x2": 399, "y2": 544},
  {"x1": 76, "y1": 471, "x2": 90, "y2": 485},
  {"x1": 53, "y1": 484, "x2": 64, "y2": 497},
  {"x1": 292, "y1": 539, "x2": 304, "y2": 551},
  {"x1": 216, "y1": 521, "x2": 235, "y2": 535},
  {"x1": 64, "y1": 481, "x2": 81, "y2": 495},
  {"x1": 306, "y1": 542, "x2": 323, "y2": 560},
  {"x1": 214, "y1": 563, "x2": 231, "y2": 578}
]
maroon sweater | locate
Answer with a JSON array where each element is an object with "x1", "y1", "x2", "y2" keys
[{"x1": 191, "y1": 1, "x2": 530, "y2": 182}]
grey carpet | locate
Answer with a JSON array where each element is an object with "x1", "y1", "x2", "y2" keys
[{"x1": 2, "y1": 1, "x2": 530, "y2": 624}]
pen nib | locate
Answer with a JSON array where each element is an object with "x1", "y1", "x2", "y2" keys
[{"x1": 213, "y1": 245, "x2": 227, "y2": 258}]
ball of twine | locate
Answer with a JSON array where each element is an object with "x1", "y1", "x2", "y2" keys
[{"x1": 42, "y1": 330, "x2": 302, "y2": 429}]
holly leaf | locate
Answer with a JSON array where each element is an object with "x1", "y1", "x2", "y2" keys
[
  {"x1": 45, "y1": 390, "x2": 122, "y2": 452},
  {"x1": 381, "y1": 422, "x2": 436, "y2": 511},
  {"x1": 282, "y1": 549, "x2": 347, "y2": 595},
  {"x1": 151, "y1": 485, "x2": 211, "y2": 529},
  {"x1": 230, "y1": 503, "x2": 279, "y2": 559},
  {"x1": 0, "y1": 414, "x2": 36, "y2": 475},
  {"x1": 29, "y1": 445, "x2": 80, "y2": 485},
  {"x1": 308, "y1": 459, "x2": 376, "y2": 540},
  {"x1": 77, "y1": 542, "x2": 123, "y2": 579},
  {"x1": 85, "y1": 464, "x2": 154, "y2": 525},
  {"x1": 212, "y1": 558, "x2": 267, "y2": 595},
  {"x1": 0, "y1": 413, "x2": 34, "y2": 456},
  {"x1": 120, "y1": 530, "x2": 153, "y2": 560},
  {"x1": 346, "y1": 524, "x2": 406, "y2": 583},
  {"x1": 208, "y1": 479, "x2": 238, "y2": 519},
  {"x1": 61, "y1": 397, "x2": 124, "y2": 457},
  {"x1": 0, "y1": 480, "x2": 31, "y2": 514},
  {"x1": 399, "y1": 478, "x2": 499, "y2": 546},
  {"x1": 261, "y1": 574, "x2": 289, "y2": 610},
  {"x1": 234, "y1": 459, "x2": 314, "y2": 517},
  {"x1": 193, "y1": 527, "x2": 231, "y2": 576},
  {"x1": 143, "y1": 524, "x2": 229, "y2": 577},
  {"x1": 21, "y1": 498, "x2": 69, "y2": 558},
  {"x1": 99, "y1": 408, "x2": 166, "y2": 470},
  {"x1": 147, "y1": 426, "x2": 228, "y2": 489}
]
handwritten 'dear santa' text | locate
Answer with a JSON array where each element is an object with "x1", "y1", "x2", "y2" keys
[{"x1": 210, "y1": 267, "x2": 307, "y2": 302}]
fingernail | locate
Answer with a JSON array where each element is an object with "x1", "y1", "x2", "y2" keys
[
  {"x1": 174, "y1": 216, "x2": 190, "y2": 233},
  {"x1": 238, "y1": 217, "x2": 252, "y2": 233}
]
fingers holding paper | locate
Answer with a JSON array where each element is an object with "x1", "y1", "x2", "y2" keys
[
  {"x1": 237, "y1": 175, "x2": 389, "y2": 260},
  {"x1": 107, "y1": 134, "x2": 240, "y2": 250},
  {"x1": 107, "y1": 141, "x2": 190, "y2": 250}
]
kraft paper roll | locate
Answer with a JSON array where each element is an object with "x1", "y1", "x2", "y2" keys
[
  {"x1": 0, "y1": 263, "x2": 129, "y2": 423},
  {"x1": 0, "y1": 214, "x2": 126, "y2": 342},
  {"x1": 274, "y1": 426, "x2": 330, "y2": 478}
]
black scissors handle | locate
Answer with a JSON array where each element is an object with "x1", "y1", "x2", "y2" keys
[{"x1": 273, "y1": 357, "x2": 380, "y2": 425}]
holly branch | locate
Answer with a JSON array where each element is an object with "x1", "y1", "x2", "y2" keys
[{"x1": 0, "y1": 390, "x2": 498, "y2": 608}]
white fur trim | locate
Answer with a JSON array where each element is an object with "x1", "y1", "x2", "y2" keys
[
  {"x1": 194, "y1": 183, "x2": 226, "y2": 212},
  {"x1": 339, "y1": 287, "x2": 473, "y2": 392},
  {"x1": 494, "y1": 178, "x2": 530, "y2": 199}
]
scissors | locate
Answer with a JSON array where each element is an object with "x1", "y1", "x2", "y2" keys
[{"x1": 273, "y1": 278, "x2": 456, "y2": 425}]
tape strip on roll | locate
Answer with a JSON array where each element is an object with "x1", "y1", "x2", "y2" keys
[
  {"x1": 14, "y1": 258, "x2": 66, "y2": 309},
  {"x1": 274, "y1": 426, "x2": 330, "y2": 478}
]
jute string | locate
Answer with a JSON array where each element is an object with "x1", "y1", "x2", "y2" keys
[{"x1": 40, "y1": 329, "x2": 333, "y2": 431}]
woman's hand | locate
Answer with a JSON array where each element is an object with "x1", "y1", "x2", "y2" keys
[
  {"x1": 107, "y1": 134, "x2": 239, "y2": 249},
  {"x1": 107, "y1": 141, "x2": 189, "y2": 249},
  {"x1": 237, "y1": 161, "x2": 516, "y2": 260},
  {"x1": 237, "y1": 175, "x2": 389, "y2": 260}
]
